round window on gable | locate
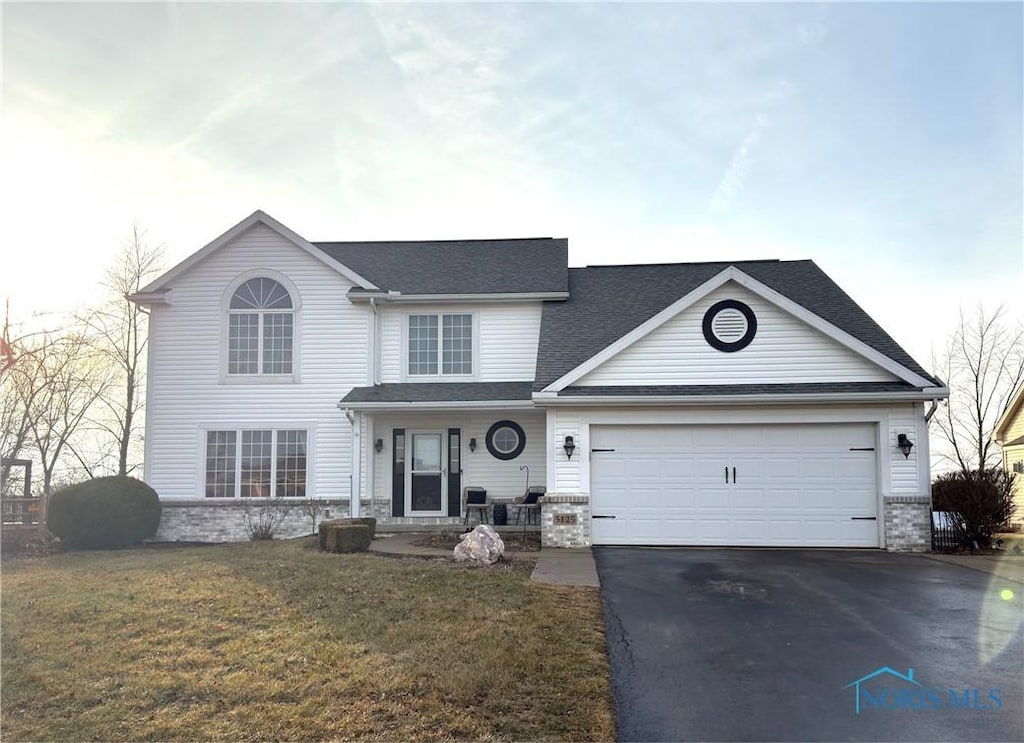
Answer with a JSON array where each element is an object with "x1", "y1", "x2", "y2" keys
[
  {"x1": 702, "y1": 299, "x2": 757, "y2": 352},
  {"x1": 485, "y1": 420, "x2": 526, "y2": 460}
]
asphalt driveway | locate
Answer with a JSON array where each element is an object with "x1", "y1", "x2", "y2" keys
[{"x1": 595, "y1": 548, "x2": 1023, "y2": 742}]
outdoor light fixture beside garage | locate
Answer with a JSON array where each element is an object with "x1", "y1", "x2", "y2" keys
[
  {"x1": 563, "y1": 435, "x2": 576, "y2": 459},
  {"x1": 897, "y1": 433, "x2": 914, "y2": 459},
  {"x1": 374, "y1": 438, "x2": 384, "y2": 454},
  {"x1": 469, "y1": 437, "x2": 477, "y2": 453}
]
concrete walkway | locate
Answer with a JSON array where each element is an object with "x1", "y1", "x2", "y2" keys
[
  {"x1": 920, "y1": 551, "x2": 1024, "y2": 584},
  {"x1": 368, "y1": 532, "x2": 600, "y2": 587}
]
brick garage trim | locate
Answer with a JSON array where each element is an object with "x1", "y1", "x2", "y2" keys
[
  {"x1": 883, "y1": 496, "x2": 931, "y2": 552},
  {"x1": 540, "y1": 494, "x2": 590, "y2": 548}
]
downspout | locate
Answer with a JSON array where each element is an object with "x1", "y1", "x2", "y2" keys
[
  {"x1": 924, "y1": 399, "x2": 939, "y2": 423},
  {"x1": 368, "y1": 297, "x2": 378, "y2": 386},
  {"x1": 339, "y1": 405, "x2": 360, "y2": 517}
]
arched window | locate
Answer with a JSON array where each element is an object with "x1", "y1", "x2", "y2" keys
[{"x1": 228, "y1": 277, "x2": 293, "y2": 375}]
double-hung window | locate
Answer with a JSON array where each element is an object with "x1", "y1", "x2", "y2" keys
[
  {"x1": 408, "y1": 313, "x2": 473, "y2": 376},
  {"x1": 228, "y1": 277, "x2": 293, "y2": 375},
  {"x1": 204, "y1": 428, "x2": 307, "y2": 498}
]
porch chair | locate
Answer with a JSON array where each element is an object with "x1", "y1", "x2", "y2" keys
[
  {"x1": 510, "y1": 486, "x2": 544, "y2": 526},
  {"x1": 463, "y1": 486, "x2": 489, "y2": 525}
]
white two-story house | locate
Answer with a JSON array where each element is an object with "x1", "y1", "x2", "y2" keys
[{"x1": 130, "y1": 211, "x2": 948, "y2": 549}]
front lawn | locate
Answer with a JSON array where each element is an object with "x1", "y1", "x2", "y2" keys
[{"x1": 1, "y1": 538, "x2": 614, "y2": 741}]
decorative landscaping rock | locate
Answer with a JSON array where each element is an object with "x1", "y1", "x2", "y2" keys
[
  {"x1": 453, "y1": 524, "x2": 505, "y2": 565},
  {"x1": 320, "y1": 523, "x2": 372, "y2": 553}
]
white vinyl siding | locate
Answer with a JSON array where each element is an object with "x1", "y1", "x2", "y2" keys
[
  {"x1": 379, "y1": 302, "x2": 542, "y2": 383},
  {"x1": 576, "y1": 281, "x2": 900, "y2": 386},
  {"x1": 145, "y1": 223, "x2": 366, "y2": 500}
]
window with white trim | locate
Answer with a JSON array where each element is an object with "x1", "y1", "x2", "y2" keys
[
  {"x1": 228, "y1": 277, "x2": 293, "y2": 375},
  {"x1": 408, "y1": 313, "x2": 473, "y2": 376},
  {"x1": 204, "y1": 429, "x2": 307, "y2": 498}
]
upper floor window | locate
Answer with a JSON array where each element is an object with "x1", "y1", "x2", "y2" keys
[
  {"x1": 408, "y1": 313, "x2": 472, "y2": 376},
  {"x1": 228, "y1": 277, "x2": 293, "y2": 375}
]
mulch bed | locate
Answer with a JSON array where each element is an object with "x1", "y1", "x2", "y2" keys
[{"x1": 411, "y1": 531, "x2": 542, "y2": 552}]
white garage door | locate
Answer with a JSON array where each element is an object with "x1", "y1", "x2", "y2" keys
[{"x1": 590, "y1": 423, "x2": 879, "y2": 547}]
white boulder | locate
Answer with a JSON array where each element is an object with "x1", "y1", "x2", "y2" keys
[{"x1": 453, "y1": 524, "x2": 505, "y2": 565}]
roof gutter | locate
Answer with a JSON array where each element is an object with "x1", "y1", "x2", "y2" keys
[
  {"x1": 338, "y1": 399, "x2": 536, "y2": 412},
  {"x1": 532, "y1": 388, "x2": 951, "y2": 407},
  {"x1": 127, "y1": 290, "x2": 172, "y2": 306},
  {"x1": 347, "y1": 291, "x2": 569, "y2": 303}
]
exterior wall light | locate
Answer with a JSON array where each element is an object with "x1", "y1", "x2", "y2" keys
[
  {"x1": 897, "y1": 433, "x2": 914, "y2": 459},
  {"x1": 374, "y1": 438, "x2": 384, "y2": 454},
  {"x1": 469, "y1": 437, "x2": 477, "y2": 453},
  {"x1": 563, "y1": 435, "x2": 576, "y2": 460}
]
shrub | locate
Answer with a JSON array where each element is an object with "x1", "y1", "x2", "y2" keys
[
  {"x1": 320, "y1": 523, "x2": 371, "y2": 553},
  {"x1": 318, "y1": 518, "x2": 376, "y2": 550},
  {"x1": 932, "y1": 469, "x2": 1017, "y2": 549},
  {"x1": 47, "y1": 476, "x2": 161, "y2": 550},
  {"x1": 242, "y1": 497, "x2": 288, "y2": 541}
]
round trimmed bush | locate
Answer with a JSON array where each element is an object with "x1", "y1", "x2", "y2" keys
[{"x1": 47, "y1": 476, "x2": 162, "y2": 549}]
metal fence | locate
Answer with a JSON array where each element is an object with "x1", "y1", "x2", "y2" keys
[{"x1": 931, "y1": 512, "x2": 962, "y2": 551}]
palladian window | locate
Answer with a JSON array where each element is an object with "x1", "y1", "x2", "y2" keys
[{"x1": 228, "y1": 277, "x2": 293, "y2": 375}]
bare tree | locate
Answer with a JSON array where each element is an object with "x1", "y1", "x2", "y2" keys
[
  {"x1": 14, "y1": 330, "x2": 114, "y2": 495},
  {"x1": 1, "y1": 302, "x2": 60, "y2": 493},
  {"x1": 934, "y1": 305, "x2": 1024, "y2": 474},
  {"x1": 80, "y1": 225, "x2": 164, "y2": 476}
]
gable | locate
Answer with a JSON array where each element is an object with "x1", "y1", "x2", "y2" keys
[
  {"x1": 534, "y1": 260, "x2": 943, "y2": 391},
  {"x1": 994, "y1": 385, "x2": 1024, "y2": 443},
  {"x1": 135, "y1": 210, "x2": 375, "y2": 299},
  {"x1": 575, "y1": 281, "x2": 901, "y2": 387}
]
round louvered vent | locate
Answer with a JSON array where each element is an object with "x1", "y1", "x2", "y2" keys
[
  {"x1": 711, "y1": 308, "x2": 748, "y2": 343},
  {"x1": 702, "y1": 300, "x2": 757, "y2": 352}
]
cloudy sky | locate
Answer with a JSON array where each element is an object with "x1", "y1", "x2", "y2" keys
[{"x1": 2, "y1": 1, "x2": 1021, "y2": 370}]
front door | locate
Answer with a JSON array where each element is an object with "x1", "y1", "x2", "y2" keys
[{"x1": 408, "y1": 432, "x2": 444, "y2": 514}]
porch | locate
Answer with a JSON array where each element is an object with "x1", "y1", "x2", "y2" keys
[{"x1": 342, "y1": 383, "x2": 547, "y2": 528}]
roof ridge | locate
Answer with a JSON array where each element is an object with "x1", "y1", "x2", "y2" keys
[
  {"x1": 314, "y1": 237, "x2": 562, "y2": 246},
  {"x1": 576, "y1": 258, "x2": 793, "y2": 269}
]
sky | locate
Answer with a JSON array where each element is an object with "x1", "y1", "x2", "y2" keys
[{"x1": 1, "y1": 1, "x2": 1022, "y2": 372}]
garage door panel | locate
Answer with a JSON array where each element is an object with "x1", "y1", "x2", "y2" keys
[{"x1": 591, "y1": 423, "x2": 879, "y2": 547}]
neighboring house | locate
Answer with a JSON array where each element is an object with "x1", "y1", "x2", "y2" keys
[
  {"x1": 130, "y1": 210, "x2": 949, "y2": 549},
  {"x1": 993, "y1": 384, "x2": 1024, "y2": 528}
]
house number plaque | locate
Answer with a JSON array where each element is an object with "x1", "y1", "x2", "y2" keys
[{"x1": 553, "y1": 514, "x2": 577, "y2": 526}]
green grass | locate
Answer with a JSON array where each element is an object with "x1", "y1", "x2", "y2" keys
[{"x1": 1, "y1": 538, "x2": 615, "y2": 741}]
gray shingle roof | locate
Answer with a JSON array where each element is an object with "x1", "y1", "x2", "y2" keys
[
  {"x1": 557, "y1": 382, "x2": 923, "y2": 397},
  {"x1": 534, "y1": 260, "x2": 942, "y2": 391},
  {"x1": 314, "y1": 238, "x2": 568, "y2": 295},
  {"x1": 341, "y1": 382, "x2": 534, "y2": 405}
]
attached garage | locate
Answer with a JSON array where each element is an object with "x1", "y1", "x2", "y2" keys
[{"x1": 589, "y1": 422, "x2": 880, "y2": 547}]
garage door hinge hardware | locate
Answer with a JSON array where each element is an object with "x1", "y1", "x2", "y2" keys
[
  {"x1": 851, "y1": 517, "x2": 877, "y2": 521},
  {"x1": 592, "y1": 515, "x2": 616, "y2": 519},
  {"x1": 591, "y1": 448, "x2": 616, "y2": 453},
  {"x1": 849, "y1": 447, "x2": 875, "y2": 451}
]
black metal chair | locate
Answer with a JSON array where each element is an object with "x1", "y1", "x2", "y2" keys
[
  {"x1": 510, "y1": 486, "x2": 544, "y2": 526},
  {"x1": 463, "y1": 486, "x2": 488, "y2": 525}
]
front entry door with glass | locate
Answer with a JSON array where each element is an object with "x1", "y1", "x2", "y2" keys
[{"x1": 408, "y1": 432, "x2": 444, "y2": 514}]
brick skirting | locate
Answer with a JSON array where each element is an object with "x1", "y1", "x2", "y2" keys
[{"x1": 155, "y1": 499, "x2": 350, "y2": 542}]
